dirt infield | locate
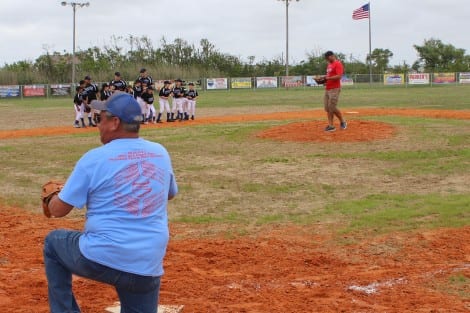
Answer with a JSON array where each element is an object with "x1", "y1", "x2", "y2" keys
[
  {"x1": 0, "y1": 207, "x2": 468, "y2": 312},
  {"x1": 0, "y1": 108, "x2": 469, "y2": 141}
]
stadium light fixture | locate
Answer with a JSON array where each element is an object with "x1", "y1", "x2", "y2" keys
[
  {"x1": 61, "y1": 2, "x2": 90, "y2": 87},
  {"x1": 278, "y1": 0, "x2": 299, "y2": 77}
]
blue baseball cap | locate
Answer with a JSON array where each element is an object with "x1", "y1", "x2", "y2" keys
[{"x1": 91, "y1": 92, "x2": 143, "y2": 123}]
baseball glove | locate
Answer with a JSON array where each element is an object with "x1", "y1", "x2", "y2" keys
[
  {"x1": 314, "y1": 77, "x2": 327, "y2": 85},
  {"x1": 41, "y1": 181, "x2": 64, "y2": 218}
]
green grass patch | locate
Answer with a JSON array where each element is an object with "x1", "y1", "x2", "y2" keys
[
  {"x1": 0, "y1": 87, "x2": 469, "y2": 237},
  {"x1": 325, "y1": 194, "x2": 470, "y2": 234}
]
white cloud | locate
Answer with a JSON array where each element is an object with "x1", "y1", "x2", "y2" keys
[{"x1": 0, "y1": 0, "x2": 469, "y2": 66}]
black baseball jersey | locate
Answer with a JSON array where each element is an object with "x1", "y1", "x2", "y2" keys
[
  {"x1": 100, "y1": 89, "x2": 112, "y2": 100},
  {"x1": 159, "y1": 87, "x2": 172, "y2": 98},
  {"x1": 81, "y1": 83, "x2": 98, "y2": 102},
  {"x1": 172, "y1": 86, "x2": 185, "y2": 99},
  {"x1": 133, "y1": 85, "x2": 143, "y2": 99},
  {"x1": 110, "y1": 79, "x2": 127, "y2": 91},
  {"x1": 186, "y1": 89, "x2": 198, "y2": 99},
  {"x1": 141, "y1": 92, "x2": 154, "y2": 105},
  {"x1": 138, "y1": 76, "x2": 153, "y2": 86},
  {"x1": 74, "y1": 93, "x2": 82, "y2": 106}
]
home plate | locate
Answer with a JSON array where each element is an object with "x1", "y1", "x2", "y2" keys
[{"x1": 105, "y1": 302, "x2": 184, "y2": 313}]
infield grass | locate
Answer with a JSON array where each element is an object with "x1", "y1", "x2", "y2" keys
[{"x1": 0, "y1": 85, "x2": 469, "y2": 236}]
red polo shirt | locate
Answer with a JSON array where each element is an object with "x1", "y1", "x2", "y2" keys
[{"x1": 325, "y1": 60, "x2": 344, "y2": 90}]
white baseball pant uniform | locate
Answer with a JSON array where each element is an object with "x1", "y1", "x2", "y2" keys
[
  {"x1": 159, "y1": 98, "x2": 171, "y2": 113},
  {"x1": 187, "y1": 99, "x2": 196, "y2": 116}
]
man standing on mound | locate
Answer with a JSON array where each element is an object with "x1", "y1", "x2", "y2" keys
[{"x1": 321, "y1": 51, "x2": 347, "y2": 132}]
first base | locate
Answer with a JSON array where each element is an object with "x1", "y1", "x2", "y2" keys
[{"x1": 105, "y1": 302, "x2": 184, "y2": 313}]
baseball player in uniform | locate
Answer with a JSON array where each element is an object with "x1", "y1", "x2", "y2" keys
[
  {"x1": 185, "y1": 83, "x2": 198, "y2": 120},
  {"x1": 73, "y1": 86, "x2": 85, "y2": 128},
  {"x1": 133, "y1": 80, "x2": 143, "y2": 100},
  {"x1": 81, "y1": 76, "x2": 98, "y2": 127},
  {"x1": 110, "y1": 72, "x2": 127, "y2": 92},
  {"x1": 100, "y1": 83, "x2": 112, "y2": 101},
  {"x1": 171, "y1": 79, "x2": 186, "y2": 121},
  {"x1": 138, "y1": 68, "x2": 153, "y2": 89},
  {"x1": 141, "y1": 86, "x2": 156, "y2": 124},
  {"x1": 158, "y1": 81, "x2": 173, "y2": 123},
  {"x1": 321, "y1": 51, "x2": 347, "y2": 132}
]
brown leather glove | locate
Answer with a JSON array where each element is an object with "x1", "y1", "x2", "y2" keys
[{"x1": 41, "y1": 181, "x2": 64, "y2": 218}]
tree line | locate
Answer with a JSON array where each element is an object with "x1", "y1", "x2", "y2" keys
[{"x1": 1, "y1": 36, "x2": 469, "y2": 85}]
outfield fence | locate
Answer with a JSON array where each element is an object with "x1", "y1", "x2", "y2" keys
[{"x1": 1, "y1": 73, "x2": 469, "y2": 99}]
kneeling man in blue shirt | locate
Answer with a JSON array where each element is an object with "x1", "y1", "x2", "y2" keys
[{"x1": 43, "y1": 92, "x2": 178, "y2": 313}]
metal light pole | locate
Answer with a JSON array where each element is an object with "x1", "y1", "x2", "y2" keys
[
  {"x1": 278, "y1": 0, "x2": 299, "y2": 76},
  {"x1": 61, "y1": 1, "x2": 90, "y2": 86}
]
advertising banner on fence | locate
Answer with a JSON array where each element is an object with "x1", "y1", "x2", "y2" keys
[
  {"x1": 433, "y1": 73, "x2": 455, "y2": 84},
  {"x1": 23, "y1": 85, "x2": 46, "y2": 97},
  {"x1": 281, "y1": 76, "x2": 303, "y2": 88},
  {"x1": 458, "y1": 72, "x2": 470, "y2": 84},
  {"x1": 0, "y1": 85, "x2": 20, "y2": 98},
  {"x1": 206, "y1": 78, "x2": 228, "y2": 90},
  {"x1": 256, "y1": 77, "x2": 278, "y2": 88},
  {"x1": 384, "y1": 74, "x2": 404, "y2": 85},
  {"x1": 50, "y1": 84, "x2": 71, "y2": 96},
  {"x1": 341, "y1": 75, "x2": 354, "y2": 86},
  {"x1": 231, "y1": 77, "x2": 252, "y2": 89},
  {"x1": 408, "y1": 73, "x2": 430, "y2": 85}
]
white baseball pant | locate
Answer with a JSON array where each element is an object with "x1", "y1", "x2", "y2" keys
[
  {"x1": 74, "y1": 104, "x2": 84, "y2": 120},
  {"x1": 187, "y1": 100, "x2": 196, "y2": 116},
  {"x1": 159, "y1": 98, "x2": 171, "y2": 113},
  {"x1": 147, "y1": 104, "x2": 156, "y2": 119}
]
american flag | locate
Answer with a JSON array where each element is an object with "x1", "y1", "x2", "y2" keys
[{"x1": 352, "y1": 3, "x2": 370, "y2": 20}]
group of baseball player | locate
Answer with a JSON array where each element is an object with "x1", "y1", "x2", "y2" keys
[{"x1": 73, "y1": 68, "x2": 199, "y2": 128}]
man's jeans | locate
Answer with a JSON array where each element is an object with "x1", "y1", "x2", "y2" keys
[{"x1": 44, "y1": 229, "x2": 161, "y2": 313}]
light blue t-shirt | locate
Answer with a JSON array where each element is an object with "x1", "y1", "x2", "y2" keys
[{"x1": 59, "y1": 138, "x2": 178, "y2": 277}]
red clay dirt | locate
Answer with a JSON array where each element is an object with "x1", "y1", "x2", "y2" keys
[
  {"x1": 256, "y1": 120, "x2": 396, "y2": 143},
  {"x1": 0, "y1": 207, "x2": 468, "y2": 313},
  {"x1": 0, "y1": 108, "x2": 469, "y2": 141}
]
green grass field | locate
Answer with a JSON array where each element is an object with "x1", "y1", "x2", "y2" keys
[{"x1": 0, "y1": 85, "x2": 469, "y2": 237}]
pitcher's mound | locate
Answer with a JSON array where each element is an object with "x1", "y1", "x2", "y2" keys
[{"x1": 256, "y1": 120, "x2": 396, "y2": 143}]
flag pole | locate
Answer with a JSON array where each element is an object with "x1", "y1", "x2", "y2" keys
[{"x1": 368, "y1": 1, "x2": 372, "y2": 84}]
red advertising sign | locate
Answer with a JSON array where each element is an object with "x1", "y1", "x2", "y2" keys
[{"x1": 23, "y1": 85, "x2": 46, "y2": 97}]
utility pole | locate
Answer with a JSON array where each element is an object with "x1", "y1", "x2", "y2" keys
[
  {"x1": 61, "y1": 1, "x2": 90, "y2": 86},
  {"x1": 278, "y1": 0, "x2": 299, "y2": 76}
]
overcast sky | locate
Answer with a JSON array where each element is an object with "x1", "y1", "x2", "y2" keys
[{"x1": 1, "y1": 0, "x2": 469, "y2": 66}]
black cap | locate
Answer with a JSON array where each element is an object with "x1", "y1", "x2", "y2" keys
[
  {"x1": 140, "y1": 68, "x2": 146, "y2": 73},
  {"x1": 164, "y1": 80, "x2": 171, "y2": 85},
  {"x1": 84, "y1": 75, "x2": 91, "y2": 80},
  {"x1": 324, "y1": 51, "x2": 334, "y2": 58},
  {"x1": 79, "y1": 80, "x2": 85, "y2": 85},
  {"x1": 115, "y1": 71, "x2": 121, "y2": 77},
  {"x1": 102, "y1": 83, "x2": 109, "y2": 88},
  {"x1": 175, "y1": 78, "x2": 183, "y2": 82},
  {"x1": 188, "y1": 82, "x2": 195, "y2": 86},
  {"x1": 135, "y1": 79, "x2": 141, "y2": 84},
  {"x1": 147, "y1": 86, "x2": 154, "y2": 90}
]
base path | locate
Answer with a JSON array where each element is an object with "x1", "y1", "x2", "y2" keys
[{"x1": 0, "y1": 108, "x2": 468, "y2": 140}]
